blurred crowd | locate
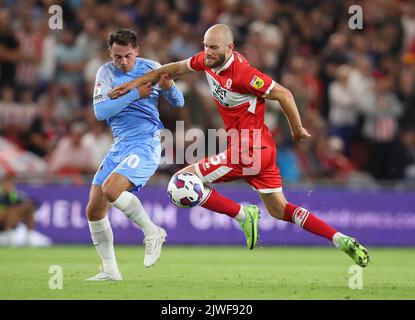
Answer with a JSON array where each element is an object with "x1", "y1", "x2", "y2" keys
[{"x1": 0, "y1": 0, "x2": 415, "y2": 187}]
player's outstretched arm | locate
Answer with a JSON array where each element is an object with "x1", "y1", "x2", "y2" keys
[
  {"x1": 264, "y1": 83, "x2": 311, "y2": 142},
  {"x1": 109, "y1": 60, "x2": 191, "y2": 99}
]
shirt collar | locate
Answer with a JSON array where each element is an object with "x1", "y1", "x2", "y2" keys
[{"x1": 212, "y1": 53, "x2": 234, "y2": 74}]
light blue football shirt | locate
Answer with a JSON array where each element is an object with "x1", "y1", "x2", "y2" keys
[{"x1": 93, "y1": 57, "x2": 184, "y2": 147}]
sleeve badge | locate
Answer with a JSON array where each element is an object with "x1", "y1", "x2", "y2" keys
[
  {"x1": 94, "y1": 82, "x2": 102, "y2": 96},
  {"x1": 249, "y1": 75, "x2": 264, "y2": 89}
]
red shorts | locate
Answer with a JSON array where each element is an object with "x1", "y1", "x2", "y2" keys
[{"x1": 194, "y1": 141, "x2": 282, "y2": 193}]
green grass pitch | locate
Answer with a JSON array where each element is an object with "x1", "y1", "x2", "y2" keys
[{"x1": 0, "y1": 245, "x2": 414, "y2": 300}]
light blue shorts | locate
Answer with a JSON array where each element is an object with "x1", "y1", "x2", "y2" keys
[{"x1": 92, "y1": 138, "x2": 161, "y2": 192}]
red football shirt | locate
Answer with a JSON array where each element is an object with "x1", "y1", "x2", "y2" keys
[
  {"x1": 187, "y1": 51, "x2": 276, "y2": 147},
  {"x1": 188, "y1": 51, "x2": 282, "y2": 191}
]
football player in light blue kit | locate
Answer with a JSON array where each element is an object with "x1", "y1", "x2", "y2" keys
[{"x1": 86, "y1": 29, "x2": 184, "y2": 281}]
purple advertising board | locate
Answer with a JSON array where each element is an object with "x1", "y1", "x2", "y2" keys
[{"x1": 19, "y1": 184, "x2": 415, "y2": 246}]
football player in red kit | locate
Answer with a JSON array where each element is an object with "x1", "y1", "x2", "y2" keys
[{"x1": 109, "y1": 24, "x2": 370, "y2": 267}]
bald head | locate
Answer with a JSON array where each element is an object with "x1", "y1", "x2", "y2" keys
[
  {"x1": 205, "y1": 24, "x2": 234, "y2": 46},
  {"x1": 203, "y1": 24, "x2": 235, "y2": 68}
]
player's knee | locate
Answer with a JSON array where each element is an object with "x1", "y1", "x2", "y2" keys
[
  {"x1": 85, "y1": 202, "x2": 95, "y2": 219},
  {"x1": 102, "y1": 185, "x2": 122, "y2": 203},
  {"x1": 86, "y1": 201, "x2": 105, "y2": 220}
]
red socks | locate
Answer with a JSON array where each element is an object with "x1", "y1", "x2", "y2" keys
[
  {"x1": 284, "y1": 203, "x2": 337, "y2": 240},
  {"x1": 200, "y1": 188, "x2": 240, "y2": 218},
  {"x1": 199, "y1": 189, "x2": 336, "y2": 241}
]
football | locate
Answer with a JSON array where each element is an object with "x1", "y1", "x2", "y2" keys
[{"x1": 167, "y1": 173, "x2": 204, "y2": 208}]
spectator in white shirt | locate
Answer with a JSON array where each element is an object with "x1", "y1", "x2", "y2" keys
[{"x1": 328, "y1": 65, "x2": 359, "y2": 154}]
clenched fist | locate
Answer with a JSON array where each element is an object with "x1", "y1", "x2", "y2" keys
[
  {"x1": 291, "y1": 126, "x2": 311, "y2": 142},
  {"x1": 138, "y1": 82, "x2": 152, "y2": 98},
  {"x1": 158, "y1": 73, "x2": 172, "y2": 90}
]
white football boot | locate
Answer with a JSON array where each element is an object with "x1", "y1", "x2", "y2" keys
[
  {"x1": 86, "y1": 265, "x2": 122, "y2": 281},
  {"x1": 143, "y1": 227, "x2": 167, "y2": 268}
]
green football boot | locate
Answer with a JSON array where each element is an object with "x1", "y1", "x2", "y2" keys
[
  {"x1": 239, "y1": 205, "x2": 260, "y2": 250},
  {"x1": 339, "y1": 236, "x2": 370, "y2": 267}
]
